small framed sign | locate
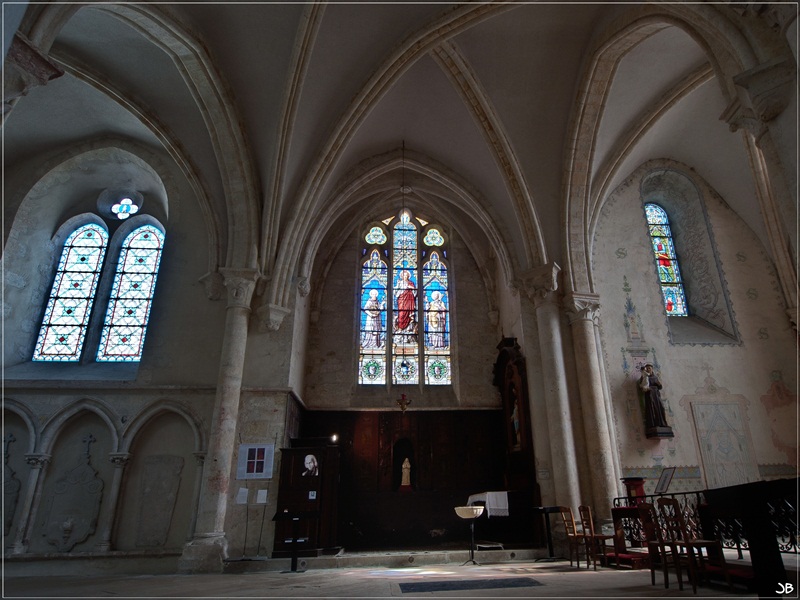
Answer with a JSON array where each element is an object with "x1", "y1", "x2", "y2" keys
[{"x1": 654, "y1": 467, "x2": 676, "y2": 494}]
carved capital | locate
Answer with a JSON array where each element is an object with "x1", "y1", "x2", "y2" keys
[
  {"x1": 733, "y1": 55, "x2": 796, "y2": 123},
  {"x1": 219, "y1": 268, "x2": 258, "y2": 310},
  {"x1": 3, "y1": 33, "x2": 63, "y2": 115},
  {"x1": 199, "y1": 270, "x2": 225, "y2": 301},
  {"x1": 257, "y1": 303, "x2": 291, "y2": 331},
  {"x1": 25, "y1": 453, "x2": 51, "y2": 468},
  {"x1": 108, "y1": 453, "x2": 131, "y2": 468},
  {"x1": 720, "y1": 98, "x2": 767, "y2": 141},
  {"x1": 520, "y1": 262, "x2": 561, "y2": 305},
  {"x1": 565, "y1": 292, "x2": 601, "y2": 324},
  {"x1": 297, "y1": 276, "x2": 311, "y2": 298}
]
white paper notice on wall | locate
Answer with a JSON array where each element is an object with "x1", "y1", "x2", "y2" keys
[
  {"x1": 236, "y1": 487, "x2": 249, "y2": 505},
  {"x1": 256, "y1": 489, "x2": 268, "y2": 504}
]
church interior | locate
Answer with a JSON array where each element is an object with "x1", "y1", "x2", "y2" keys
[{"x1": 2, "y1": 1, "x2": 797, "y2": 579}]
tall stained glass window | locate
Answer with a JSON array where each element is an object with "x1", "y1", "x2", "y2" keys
[
  {"x1": 33, "y1": 223, "x2": 109, "y2": 361},
  {"x1": 97, "y1": 225, "x2": 165, "y2": 361},
  {"x1": 645, "y1": 203, "x2": 687, "y2": 316},
  {"x1": 358, "y1": 210, "x2": 451, "y2": 385}
]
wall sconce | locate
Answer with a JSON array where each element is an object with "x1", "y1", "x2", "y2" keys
[{"x1": 396, "y1": 393, "x2": 411, "y2": 412}]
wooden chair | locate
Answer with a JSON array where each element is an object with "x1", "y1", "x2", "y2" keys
[
  {"x1": 638, "y1": 502, "x2": 683, "y2": 590},
  {"x1": 557, "y1": 506, "x2": 587, "y2": 568},
  {"x1": 657, "y1": 497, "x2": 736, "y2": 593},
  {"x1": 578, "y1": 505, "x2": 613, "y2": 570}
]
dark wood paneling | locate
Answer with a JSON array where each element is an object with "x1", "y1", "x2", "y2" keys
[{"x1": 301, "y1": 410, "x2": 541, "y2": 550}]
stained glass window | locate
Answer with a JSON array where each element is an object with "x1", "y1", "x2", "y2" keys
[
  {"x1": 645, "y1": 203, "x2": 687, "y2": 316},
  {"x1": 358, "y1": 212, "x2": 451, "y2": 386},
  {"x1": 423, "y1": 250, "x2": 450, "y2": 384},
  {"x1": 33, "y1": 223, "x2": 109, "y2": 361},
  {"x1": 97, "y1": 225, "x2": 165, "y2": 361},
  {"x1": 392, "y1": 211, "x2": 419, "y2": 384},
  {"x1": 358, "y1": 247, "x2": 388, "y2": 384}
]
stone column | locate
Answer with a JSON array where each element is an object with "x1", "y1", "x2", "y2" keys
[
  {"x1": 565, "y1": 292, "x2": 618, "y2": 519},
  {"x1": 722, "y1": 55, "x2": 797, "y2": 256},
  {"x1": 12, "y1": 453, "x2": 51, "y2": 554},
  {"x1": 187, "y1": 452, "x2": 206, "y2": 542},
  {"x1": 96, "y1": 452, "x2": 131, "y2": 551},
  {"x1": 521, "y1": 264, "x2": 579, "y2": 510},
  {"x1": 179, "y1": 268, "x2": 257, "y2": 573}
]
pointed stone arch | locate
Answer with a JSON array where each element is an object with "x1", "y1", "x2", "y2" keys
[
  {"x1": 120, "y1": 400, "x2": 206, "y2": 455},
  {"x1": 39, "y1": 398, "x2": 120, "y2": 455},
  {"x1": 563, "y1": 6, "x2": 767, "y2": 297}
]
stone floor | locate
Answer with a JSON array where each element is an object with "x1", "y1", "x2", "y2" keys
[{"x1": 4, "y1": 549, "x2": 782, "y2": 599}]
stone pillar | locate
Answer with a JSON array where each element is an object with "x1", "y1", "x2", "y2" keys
[
  {"x1": 565, "y1": 292, "x2": 618, "y2": 519},
  {"x1": 96, "y1": 452, "x2": 131, "y2": 551},
  {"x1": 521, "y1": 263, "x2": 579, "y2": 509},
  {"x1": 12, "y1": 453, "x2": 51, "y2": 554},
  {"x1": 187, "y1": 452, "x2": 206, "y2": 542},
  {"x1": 722, "y1": 55, "x2": 797, "y2": 256},
  {"x1": 179, "y1": 268, "x2": 258, "y2": 573}
]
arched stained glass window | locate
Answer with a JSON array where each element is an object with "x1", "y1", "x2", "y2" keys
[
  {"x1": 33, "y1": 223, "x2": 109, "y2": 361},
  {"x1": 645, "y1": 203, "x2": 687, "y2": 316},
  {"x1": 358, "y1": 248, "x2": 388, "y2": 384},
  {"x1": 422, "y1": 248, "x2": 450, "y2": 384},
  {"x1": 97, "y1": 225, "x2": 165, "y2": 362},
  {"x1": 358, "y1": 211, "x2": 451, "y2": 386},
  {"x1": 392, "y1": 211, "x2": 419, "y2": 384}
]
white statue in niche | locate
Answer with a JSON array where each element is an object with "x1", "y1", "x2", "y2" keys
[{"x1": 401, "y1": 458, "x2": 411, "y2": 487}]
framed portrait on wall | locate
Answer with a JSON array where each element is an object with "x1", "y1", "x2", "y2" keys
[{"x1": 654, "y1": 466, "x2": 676, "y2": 494}]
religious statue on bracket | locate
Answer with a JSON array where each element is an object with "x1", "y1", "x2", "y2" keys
[{"x1": 638, "y1": 363, "x2": 674, "y2": 439}]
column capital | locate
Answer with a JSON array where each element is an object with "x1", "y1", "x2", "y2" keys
[
  {"x1": 520, "y1": 262, "x2": 561, "y2": 305},
  {"x1": 257, "y1": 303, "x2": 291, "y2": 332},
  {"x1": 3, "y1": 33, "x2": 63, "y2": 116},
  {"x1": 722, "y1": 55, "x2": 796, "y2": 143},
  {"x1": 109, "y1": 453, "x2": 132, "y2": 467},
  {"x1": 565, "y1": 292, "x2": 601, "y2": 324},
  {"x1": 24, "y1": 453, "x2": 51, "y2": 468},
  {"x1": 219, "y1": 268, "x2": 259, "y2": 310}
]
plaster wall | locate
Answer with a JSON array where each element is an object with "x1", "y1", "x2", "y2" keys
[{"x1": 593, "y1": 162, "x2": 798, "y2": 494}]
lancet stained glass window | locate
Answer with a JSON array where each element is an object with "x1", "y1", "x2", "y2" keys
[
  {"x1": 645, "y1": 203, "x2": 687, "y2": 316},
  {"x1": 358, "y1": 210, "x2": 451, "y2": 385},
  {"x1": 33, "y1": 223, "x2": 109, "y2": 361},
  {"x1": 97, "y1": 225, "x2": 165, "y2": 361},
  {"x1": 358, "y1": 248, "x2": 389, "y2": 384}
]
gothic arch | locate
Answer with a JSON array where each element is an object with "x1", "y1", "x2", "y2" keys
[
  {"x1": 266, "y1": 3, "x2": 517, "y2": 316},
  {"x1": 39, "y1": 398, "x2": 120, "y2": 455},
  {"x1": 24, "y1": 2, "x2": 259, "y2": 271},
  {"x1": 563, "y1": 6, "x2": 774, "y2": 297},
  {"x1": 2, "y1": 399, "x2": 40, "y2": 454},
  {"x1": 300, "y1": 148, "x2": 513, "y2": 327},
  {"x1": 120, "y1": 400, "x2": 206, "y2": 455}
]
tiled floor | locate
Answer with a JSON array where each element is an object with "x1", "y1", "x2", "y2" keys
[{"x1": 4, "y1": 555, "x2": 772, "y2": 599}]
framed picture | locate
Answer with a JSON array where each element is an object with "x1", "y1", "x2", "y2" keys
[{"x1": 654, "y1": 467, "x2": 676, "y2": 494}]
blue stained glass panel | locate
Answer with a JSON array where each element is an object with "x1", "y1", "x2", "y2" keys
[
  {"x1": 644, "y1": 203, "x2": 687, "y2": 316},
  {"x1": 33, "y1": 224, "x2": 109, "y2": 361},
  {"x1": 97, "y1": 225, "x2": 164, "y2": 362}
]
